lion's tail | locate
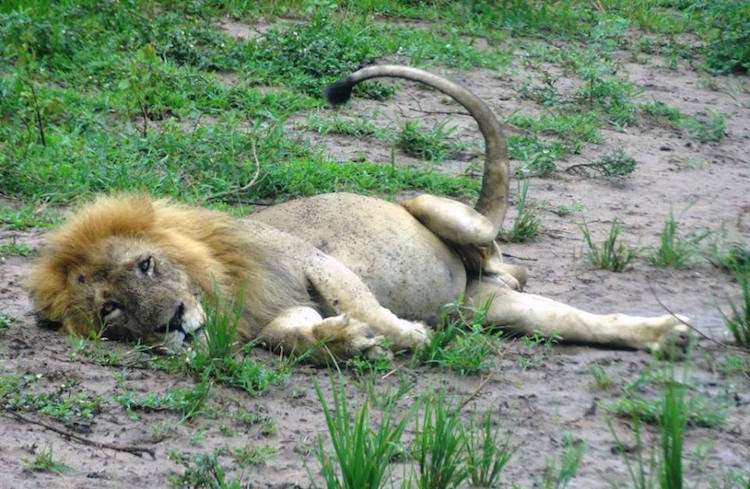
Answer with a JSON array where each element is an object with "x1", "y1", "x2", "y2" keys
[{"x1": 323, "y1": 64, "x2": 509, "y2": 236}]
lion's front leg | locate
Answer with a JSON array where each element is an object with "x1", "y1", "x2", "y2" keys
[
  {"x1": 466, "y1": 280, "x2": 690, "y2": 353},
  {"x1": 258, "y1": 306, "x2": 386, "y2": 363},
  {"x1": 304, "y1": 253, "x2": 430, "y2": 350}
]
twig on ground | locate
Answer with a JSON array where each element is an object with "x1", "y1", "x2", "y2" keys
[
  {"x1": 2, "y1": 409, "x2": 156, "y2": 459},
  {"x1": 205, "y1": 140, "x2": 261, "y2": 202},
  {"x1": 460, "y1": 374, "x2": 493, "y2": 411}
]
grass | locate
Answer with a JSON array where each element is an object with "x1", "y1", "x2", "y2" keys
[
  {"x1": 184, "y1": 293, "x2": 294, "y2": 395},
  {"x1": 589, "y1": 363, "x2": 614, "y2": 390},
  {"x1": 502, "y1": 179, "x2": 540, "y2": 243},
  {"x1": 411, "y1": 298, "x2": 501, "y2": 375},
  {"x1": 315, "y1": 376, "x2": 415, "y2": 489},
  {"x1": 0, "y1": 374, "x2": 104, "y2": 421},
  {"x1": 0, "y1": 241, "x2": 33, "y2": 257},
  {"x1": 168, "y1": 451, "x2": 247, "y2": 489},
  {"x1": 607, "y1": 361, "x2": 728, "y2": 430},
  {"x1": 580, "y1": 219, "x2": 636, "y2": 272},
  {"x1": 22, "y1": 446, "x2": 70, "y2": 474},
  {"x1": 464, "y1": 413, "x2": 516, "y2": 487},
  {"x1": 114, "y1": 375, "x2": 211, "y2": 422},
  {"x1": 397, "y1": 119, "x2": 458, "y2": 162},
  {"x1": 565, "y1": 148, "x2": 637, "y2": 177},
  {"x1": 721, "y1": 270, "x2": 750, "y2": 347},
  {"x1": 541, "y1": 435, "x2": 585, "y2": 489},
  {"x1": 0, "y1": 313, "x2": 15, "y2": 334},
  {"x1": 649, "y1": 212, "x2": 709, "y2": 269},
  {"x1": 641, "y1": 102, "x2": 728, "y2": 143},
  {"x1": 414, "y1": 392, "x2": 467, "y2": 489}
]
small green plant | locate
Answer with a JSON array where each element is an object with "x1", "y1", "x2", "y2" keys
[
  {"x1": 0, "y1": 313, "x2": 15, "y2": 334},
  {"x1": 516, "y1": 329, "x2": 562, "y2": 370},
  {"x1": 168, "y1": 451, "x2": 246, "y2": 489},
  {"x1": 589, "y1": 363, "x2": 614, "y2": 390},
  {"x1": 0, "y1": 241, "x2": 33, "y2": 257},
  {"x1": 397, "y1": 119, "x2": 456, "y2": 161},
  {"x1": 565, "y1": 148, "x2": 636, "y2": 177},
  {"x1": 414, "y1": 392, "x2": 468, "y2": 489},
  {"x1": 721, "y1": 270, "x2": 750, "y2": 347},
  {"x1": 464, "y1": 413, "x2": 516, "y2": 487},
  {"x1": 305, "y1": 113, "x2": 385, "y2": 139},
  {"x1": 580, "y1": 219, "x2": 635, "y2": 272},
  {"x1": 412, "y1": 299, "x2": 500, "y2": 375},
  {"x1": 23, "y1": 446, "x2": 70, "y2": 474},
  {"x1": 502, "y1": 179, "x2": 540, "y2": 243},
  {"x1": 649, "y1": 212, "x2": 708, "y2": 268},
  {"x1": 659, "y1": 379, "x2": 686, "y2": 489},
  {"x1": 219, "y1": 444, "x2": 275, "y2": 468},
  {"x1": 315, "y1": 376, "x2": 415, "y2": 489},
  {"x1": 681, "y1": 111, "x2": 726, "y2": 142},
  {"x1": 541, "y1": 435, "x2": 585, "y2": 489},
  {"x1": 185, "y1": 292, "x2": 292, "y2": 395},
  {"x1": 114, "y1": 375, "x2": 211, "y2": 422}
]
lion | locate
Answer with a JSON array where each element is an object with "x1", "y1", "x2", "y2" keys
[{"x1": 27, "y1": 65, "x2": 689, "y2": 362}]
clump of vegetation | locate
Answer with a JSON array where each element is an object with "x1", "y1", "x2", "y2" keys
[
  {"x1": 414, "y1": 392, "x2": 468, "y2": 489},
  {"x1": 184, "y1": 293, "x2": 293, "y2": 395},
  {"x1": 580, "y1": 219, "x2": 636, "y2": 272},
  {"x1": 541, "y1": 435, "x2": 585, "y2": 489},
  {"x1": 641, "y1": 102, "x2": 727, "y2": 143},
  {"x1": 649, "y1": 212, "x2": 709, "y2": 268},
  {"x1": 411, "y1": 299, "x2": 501, "y2": 375},
  {"x1": 114, "y1": 376, "x2": 211, "y2": 423},
  {"x1": 315, "y1": 377, "x2": 415, "y2": 489},
  {"x1": 721, "y1": 270, "x2": 750, "y2": 347},
  {"x1": 168, "y1": 451, "x2": 246, "y2": 489},
  {"x1": 509, "y1": 135, "x2": 563, "y2": 177},
  {"x1": 397, "y1": 119, "x2": 457, "y2": 161},
  {"x1": 502, "y1": 179, "x2": 540, "y2": 243},
  {"x1": 464, "y1": 413, "x2": 516, "y2": 487},
  {"x1": 0, "y1": 313, "x2": 15, "y2": 334},
  {"x1": 22, "y1": 446, "x2": 70, "y2": 474},
  {"x1": 565, "y1": 148, "x2": 636, "y2": 177},
  {"x1": 0, "y1": 374, "x2": 104, "y2": 421}
]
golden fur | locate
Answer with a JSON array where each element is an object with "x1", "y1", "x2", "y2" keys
[{"x1": 27, "y1": 194, "x2": 310, "y2": 340}]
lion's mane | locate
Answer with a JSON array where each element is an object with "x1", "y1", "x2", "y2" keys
[{"x1": 27, "y1": 195, "x2": 308, "y2": 337}]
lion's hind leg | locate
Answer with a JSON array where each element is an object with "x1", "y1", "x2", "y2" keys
[
  {"x1": 466, "y1": 280, "x2": 690, "y2": 354},
  {"x1": 258, "y1": 306, "x2": 386, "y2": 363},
  {"x1": 400, "y1": 194, "x2": 527, "y2": 290}
]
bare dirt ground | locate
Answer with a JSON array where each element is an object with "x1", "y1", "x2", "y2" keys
[{"x1": 1, "y1": 30, "x2": 749, "y2": 489}]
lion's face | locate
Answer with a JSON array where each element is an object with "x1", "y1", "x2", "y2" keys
[{"x1": 67, "y1": 237, "x2": 205, "y2": 349}]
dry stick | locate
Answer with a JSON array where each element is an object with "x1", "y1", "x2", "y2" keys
[
  {"x1": 206, "y1": 140, "x2": 261, "y2": 202},
  {"x1": 460, "y1": 374, "x2": 493, "y2": 411},
  {"x1": 3, "y1": 409, "x2": 156, "y2": 459},
  {"x1": 647, "y1": 281, "x2": 748, "y2": 353}
]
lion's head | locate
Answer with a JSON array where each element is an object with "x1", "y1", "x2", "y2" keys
[{"x1": 25, "y1": 195, "x2": 250, "y2": 349}]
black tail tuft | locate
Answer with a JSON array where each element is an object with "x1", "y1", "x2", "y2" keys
[{"x1": 323, "y1": 77, "x2": 355, "y2": 105}]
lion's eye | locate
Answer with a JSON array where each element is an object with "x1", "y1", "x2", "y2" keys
[
  {"x1": 139, "y1": 256, "x2": 154, "y2": 275},
  {"x1": 77, "y1": 274, "x2": 85, "y2": 284}
]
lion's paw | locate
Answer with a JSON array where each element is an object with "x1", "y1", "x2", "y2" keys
[
  {"x1": 395, "y1": 320, "x2": 431, "y2": 349},
  {"x1": 312, "y1": 314, "x2": 385, "y2": 359},
  {"x1": 646, "y1": 315, "x2": 691, "y2": 357}
]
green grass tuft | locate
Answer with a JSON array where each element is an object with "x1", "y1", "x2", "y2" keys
[
  {"x1": 721, "y1": 270, "x2": 750, "y2": 347},
  {"x1": 315, "y1": 376, "x2": 415, "y2": 489},
  {"x1": 580, "y1": 219, "x2": 636, "y2": 272}
]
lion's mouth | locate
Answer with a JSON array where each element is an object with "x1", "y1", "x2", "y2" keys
[
  {"x1": 155, "y1": 303, "x2": 186, "y2": 335},
  {"x1": 155, "y1": 302, "x2": 206, "y2": 351}
]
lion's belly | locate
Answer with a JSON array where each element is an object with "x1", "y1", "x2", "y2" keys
[{"x1": 249, "y1": 193, "x2": 466, "y2": 324}]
